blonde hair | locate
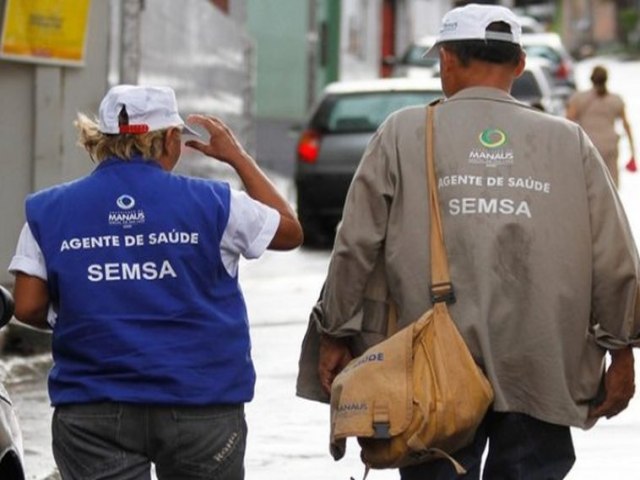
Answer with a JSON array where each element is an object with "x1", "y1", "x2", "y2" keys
[{"x1": 74, "y1": 113, "x2": 168, "y2": 162}]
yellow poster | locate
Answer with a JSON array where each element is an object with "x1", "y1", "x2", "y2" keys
[{"x1": 1, "y1": 0, "x2": 92, "y2": 66}]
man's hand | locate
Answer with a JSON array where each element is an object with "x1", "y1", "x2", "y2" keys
[
  {"x1": 185, "y1": 114, "x2": 303, "y2": 250},
  {"x1": 185, "y1": 115, "x2": 249, "y2": 166},
  {"x1": 589, "y1": 346, "x2": 635, "y2": 419},
  {"x1": 318, "y1": 335, "x2": 353, "y2": 396}
]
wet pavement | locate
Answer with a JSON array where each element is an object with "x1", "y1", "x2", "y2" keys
[{"x1": 3, "y1": 355, "x2": 57, "y2": 480}]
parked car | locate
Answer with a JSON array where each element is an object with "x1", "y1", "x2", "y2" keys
[
  {"x1": 511, "y1": 57, "x2": 570, "y2": 116},
  {"x1": 295, "y1": 78, "x2": 443, "y2": 245},
  {"x1": 521, "y1": 33, "x2": 576, "y2": 88},
  {"x1": 393, "y1": 33, "x2": 575, "y2": 110},
  {"x1": 0, "y1": 285, "x2": 25, "y2": 480},
  {"x1": 392, "y1": 30, "x2": 575, "y2": 90},
  {"x1": 390, "y1": 37, "x2": 571, "y2": 115}
]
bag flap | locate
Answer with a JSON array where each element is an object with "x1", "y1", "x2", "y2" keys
[
  {"x1": 406, "y1": 303, "x2": 494, "y2": 453},
  {"x1": 330, "y1": 314, "x2": 424, "y2": 443}
]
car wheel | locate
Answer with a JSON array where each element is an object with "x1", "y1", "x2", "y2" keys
[
  {"x1": 299, "y1": 212, "x2": 334, "y2": 249},
  {"x1": 297, "y1": 194, "x2": 335, "y2": 248},
  {"x1": 0, "y1": 451, "x2": 24, "y2": 480}
]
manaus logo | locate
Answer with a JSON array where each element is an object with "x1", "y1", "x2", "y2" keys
[
  {"x1": 116, "y1": 194, "x2": 136, "y2": 210},
  {"x1": 479, "y1": 128, "x2": 507, "y2": 149}
]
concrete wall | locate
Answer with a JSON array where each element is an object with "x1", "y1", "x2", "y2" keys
[
  {"x1": 246, "y1": 0, "x2": 311, "y2": 175},
  {"x1": 339, "y1": 0, "x2": 382, "y2": 80},
  {"x1": 410, "y1": 0, "x2": 451, "y2": 42},
  {"x1": 0, "y1": 60, "x2": 33, "y2": 288},
  {"x1": 135, "y1": 0, "x2": 255, "y2": 179},
  {"x1": 248, "y1": 0, "x2": 309, "y2": 119},
  {"x1": 0, "y1": 0, "x2": 110, "y2": 285}
]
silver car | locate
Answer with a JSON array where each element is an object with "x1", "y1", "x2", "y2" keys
[
  {"x1": 0, "y1": 285, "x2": 25, "y2": 480},
  {"x1": 295, "y1": 78, "x2": 443, "y2": 246},
  {"x1": 521, "y1": 32, "x2": 576, "y2": 88},
  {"x1": 511, "y1": 57, "x2": 571, "y2": 116}
]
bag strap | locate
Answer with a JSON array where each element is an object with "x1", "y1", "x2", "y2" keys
[
  {"x1": 426, "y1": 102, "x2": 455, "y2": 305},
  {"x1": 384, "y1": 101, "x2": 450, "y2": 337}
]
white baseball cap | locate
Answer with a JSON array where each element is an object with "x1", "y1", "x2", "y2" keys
[
  {"x1": 424, "y1": 4, "x2": 522, "y2": 58},
  {"x1": 98, "y1": 85, "x2": 198, "y2": 136}
]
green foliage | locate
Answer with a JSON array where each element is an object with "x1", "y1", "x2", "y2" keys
[
  {"x1": 619, "y1": 7, "x2": 639, "y2": 47},
  {"x1": 549, "y1": 0, "x2": 562, "y2": 35}
]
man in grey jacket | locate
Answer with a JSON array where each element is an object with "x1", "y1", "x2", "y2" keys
[{"x1": 297, "y1": 4, "x2": 639, "y2": 479}]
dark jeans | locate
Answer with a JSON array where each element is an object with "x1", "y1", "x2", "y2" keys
[
  {"x1": 400, "y1": 412, "x2": 575, "y2": 480},
  {"x1": 52, "y1": 402, "x2": 247, "y2": 480}
]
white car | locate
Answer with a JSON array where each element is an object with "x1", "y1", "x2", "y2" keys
[
  {"x1": 0, "y1": 286, "x2": 24, "y2": 480},
  {"x1": 521, "y1": 32, "x2": 576, "y2": 88},
  {"x1": 391, "y1": 28, "x2": 576, "y2": 88},
  {"x1": 511, "y1": 57, "x2": 569, "y2": 116},
  {"x1": 390, "y1": 37, "x2": 570, "y2": 116}
]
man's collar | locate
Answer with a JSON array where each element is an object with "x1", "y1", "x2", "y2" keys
[{"x1": 447, "y1": 86, "x2": 515, "y2": 102}]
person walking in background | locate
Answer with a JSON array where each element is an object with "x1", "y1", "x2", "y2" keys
[
  {"x1": 566, "y1": 65, "x2": 636, "y2": 187},
  {"x1": 8, "y1": 85, "x2": 302, "y2": 480},
  {"x1": 297, "y1": 4, "x2": 639, "y2": 479}
]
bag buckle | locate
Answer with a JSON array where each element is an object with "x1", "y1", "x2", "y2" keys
[
  {"x1": 372, "y1": 422, "x2": 391, "y2": 439},
  {"x1": 430, "y1": 282, "x2": 456, "y2": 305},
  {"x1": 372, "y1": 404, "x2": 391, "y2": 439}
]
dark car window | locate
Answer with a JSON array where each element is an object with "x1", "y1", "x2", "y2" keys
[
  {"x1": 313, "y1": 91, "x2": 441, "y2": 133},
  {"x1": 511, "y1": 71, "x2": 541, "y2": 99}
]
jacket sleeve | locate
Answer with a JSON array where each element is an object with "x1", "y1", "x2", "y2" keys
[
  {"x1": 295, "y1": 125, "x2": 398, "y2": 403},
  {"x1": 582, "y1": 129, "x2": 640, "y2": 349},
  {"x1": 318, "y1": 126, "x2": 397, "y2": 337}
]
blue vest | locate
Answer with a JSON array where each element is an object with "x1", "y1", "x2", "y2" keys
[{"x1": 26, "y1": 157, "x2": 255, "y2": 406}]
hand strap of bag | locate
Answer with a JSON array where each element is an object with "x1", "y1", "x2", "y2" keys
[{"x1": 426, "y1": 102, "x2": 455, "y2": 305}]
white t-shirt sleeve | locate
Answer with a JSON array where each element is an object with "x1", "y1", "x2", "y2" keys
[
  {"x1": 8, "y1": 223, "x2": 47, "y2": 280},
  {"x1": 8, "y1": 223, "x2": 57, "y2": 328},
  {"x1": 220, "y1": 189, "x2": 280, "y2": 277}
]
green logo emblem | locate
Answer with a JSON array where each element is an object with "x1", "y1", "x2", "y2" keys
[{"x1": 479, "y1": 128, "x2": 507, "y2": 148}]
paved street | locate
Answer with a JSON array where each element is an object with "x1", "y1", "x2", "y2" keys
[{"x1": 6, "y1": 56, "x2": 640, "y2": 479}]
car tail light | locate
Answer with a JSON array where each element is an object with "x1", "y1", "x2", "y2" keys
[
  {"x1": 555, "y1": 61, "x2": 570, "y2": 81},
  {"x1": 297, "y1": 129, "x2": 321, "y2": 164}
]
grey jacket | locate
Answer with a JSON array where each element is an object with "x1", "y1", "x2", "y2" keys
[{"x1": 296, "y1": 87, "x2": 640, "y2": 429}]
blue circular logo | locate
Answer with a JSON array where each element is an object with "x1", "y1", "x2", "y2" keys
[{"x1": 116, "y1": 195, "x2": 136, "y2": 210}]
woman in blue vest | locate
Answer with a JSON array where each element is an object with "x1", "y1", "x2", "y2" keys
[{"x1": 9, "y1": 85, "x2": 303, "y2": 480}]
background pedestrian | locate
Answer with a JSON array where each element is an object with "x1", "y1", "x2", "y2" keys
[{"x1": 566, "y1": 65, "x2": 636, "y2": 187}]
